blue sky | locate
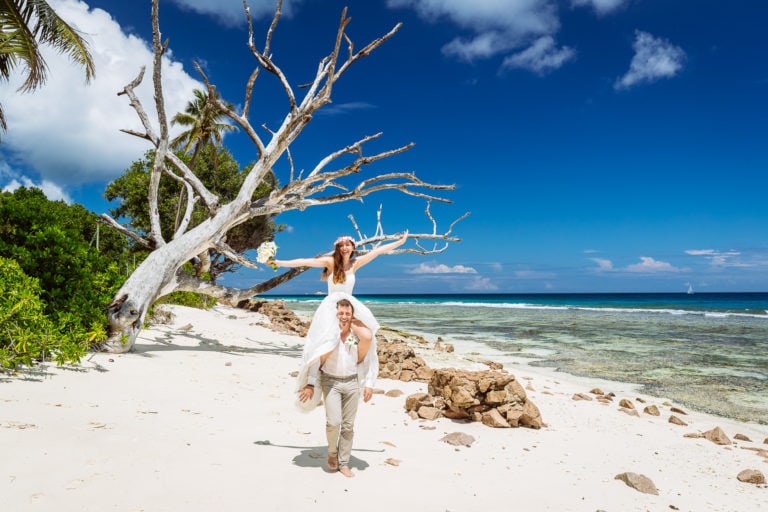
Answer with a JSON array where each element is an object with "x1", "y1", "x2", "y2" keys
[{"x1": 1, "y1": 0, "x2": 767, "y2": 294}]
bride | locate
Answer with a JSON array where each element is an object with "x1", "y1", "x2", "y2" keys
[{"x1": 270, "y1": 231, "x2": 408, "y2": 410}]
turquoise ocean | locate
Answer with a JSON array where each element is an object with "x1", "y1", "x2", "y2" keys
[{"x1": 267, "y1": 292, "x2": 768, "y2": 425}]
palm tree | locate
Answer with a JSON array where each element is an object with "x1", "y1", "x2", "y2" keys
[
  {"x1": 170, "y1": 88, "x2": 237, "y2": 231},
  {"x1": 0, "y1": 0, "x2": 95, "y2": 140}
]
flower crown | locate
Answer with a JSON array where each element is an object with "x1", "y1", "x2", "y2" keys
[{"x1": 334, "y1": 235, "x2": 356, "y2": 246}]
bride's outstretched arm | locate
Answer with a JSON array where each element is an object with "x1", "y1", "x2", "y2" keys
[
  {"x1": 353, "y1": 230, "x2": 409, "y2": 270},
  {"x1": 272, "y1": 255, "x2": 332, "y2": 269}
]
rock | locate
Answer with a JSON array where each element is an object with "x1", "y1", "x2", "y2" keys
[
  {"x1": 670, "y1": 406, "x2": 688, "y2": 415},
  {"x1": 384, "y1": 458, "x2": 401, "y2": 466},
  {"x1": 618, "y1": 398, "x2": 635, "y2": 409},
  {"x1": 417, "y1": 406, "x2": 442, "y2": 420},
  {"x1": 237, "y1": 299, "x2": 308, "y2": 335},
  {"x1": 619, "y1": 407, "x2": 639, "y2": 417},
  {"x1": 572, "y1": 393, "x2": 593, "y2": 401},
  {"x1": 481, "y1": 408, "x2": 510, "y2": 428},
  {"x1": 440, "y1": 432, "x2": 476, "y2": 447},
  {"x1": 481, "y1": 360, "x2": 504, "y2": 370},
  {"x1": 589, "y1": 387, "x2": 604, "y2": 395},
  {"x1": 734, "y1": 433, "x2": 752, "y2": 442},
  {"x1": 385, "y1": 389, "x2": 403, "y2": 397},
  {"x1": 737, "y1": 469, "x2": 766, "y2": 484},
  {"x1": 614, "y1": 472, "x2": 659, "y2": 495},
  {"x1": 764, "y1": 437, "x2": 768, "y2": 445},
  {"x1": 669, "y1": 415, "x2": 688, "y2": 426},
  {"x1": 643, "y1": 405, "x2": 660, "y2": 416},
  {"x1": 703, "y1": 426, "x2": 732, "y2": 445}
]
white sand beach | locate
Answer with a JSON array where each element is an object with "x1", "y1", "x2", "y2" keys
[{"x1": 2, "y1": 304, "x2": 766, "y2": 511}]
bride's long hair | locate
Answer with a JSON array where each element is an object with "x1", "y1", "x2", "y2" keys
[{"x1": 328, "y1": 236, "x2": 356, "y2": 284}]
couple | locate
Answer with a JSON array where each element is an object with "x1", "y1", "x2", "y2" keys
[{"x1": 271, "y1": 231, "x2": 408, "y2": 478}]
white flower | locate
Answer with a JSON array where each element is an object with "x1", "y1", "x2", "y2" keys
[
  {"x1": 344, "y1": 331, "x2": 359, "y2": 347},
  {"x1": 256, "y1": 241, "x2": 278, "y2": 270}
]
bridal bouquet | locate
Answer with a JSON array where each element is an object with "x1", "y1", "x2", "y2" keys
[{"x1": 256, "y1": 241, "x2": 278, "y2": 270}]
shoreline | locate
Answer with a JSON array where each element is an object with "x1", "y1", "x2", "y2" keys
[{"x1": 2, "y1": 304, "x2": 766, "y2": 511}]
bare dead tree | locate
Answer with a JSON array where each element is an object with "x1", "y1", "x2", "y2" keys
[{"x1": 101, "y1": 0, "x2": 466, "y2": 353}]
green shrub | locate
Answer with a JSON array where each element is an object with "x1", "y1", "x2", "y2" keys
[{"x1": 0, "y1": 257, "x2": 91, "y2": 369}]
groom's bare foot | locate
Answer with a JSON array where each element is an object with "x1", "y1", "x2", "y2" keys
[
  {"x1": 327, "y1": 456, "x2": 338, "y2": 472},
  {"x1": 338, "y1": 466, "x2": 354, "y2": 478}
]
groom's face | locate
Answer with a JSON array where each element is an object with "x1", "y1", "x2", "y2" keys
[{"x1": 336, "y1": 305, "x2": 353, "y2": 327}]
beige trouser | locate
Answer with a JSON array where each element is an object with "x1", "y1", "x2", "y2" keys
[{"x1": 320, "y1": 373, "x2": 360, "y2": 468}]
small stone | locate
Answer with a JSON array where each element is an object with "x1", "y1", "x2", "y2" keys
[
  {"x1": 440, "y1": 432, "x2": 476, "y2": 447},
  {"x1": 703, "y1": 426, "x2": 732, "y2": 445},
  {"x1": 384, "y1": 458, "x2": 401, "y2": 466},
  {"x1": 614, "y1": 472, "x2": 659, "y2": 495},
  {"x1": 737, "y1": 469, "x2": 766, "y2": 485},
  {"x1": 618, "y1": 398, "x2": 635, "y2": 409},
  {"x1": 670, "y1": 406, "x2": 687, "y2": 415},
  {"x1": 643, "y1": 405, "x2": 660, "y2": 416},
  {"x1": 669, "y1": 415, "x2": 688, "y2": 426},
  {"x1": 572, "y1": 393, "x2": 593, "y2": 401},
  {"x1": 619, "y1": 407, "x2": 639, "y2": 417},
  {"x1": 734, "y1": 433, "x2": 752, "y2": 442},
  {"x1": 589, "y1": 388, "x2": 604, "y2": 395},
  {"x1": 384, "y1": 389, "x2": 403, "y2": 397}
]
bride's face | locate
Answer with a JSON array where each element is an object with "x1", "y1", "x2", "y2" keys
[{"x1": 336, "y1": 241, "x2": 355, "y2": 258}]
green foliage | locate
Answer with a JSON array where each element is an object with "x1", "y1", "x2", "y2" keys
[
  {"x1": 0, "y1": 188, "x2": 129, "y2": 368},
  {"x1": 104, "y1": 145, "x2": 279, "y2": 281},
  {"x1": 0, "y1": 257, "x2": 91, "y2": 370}
]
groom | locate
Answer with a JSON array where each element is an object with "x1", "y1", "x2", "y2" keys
[{"x1": 298, "y1": 299, "x2": 374, "y2": 478}]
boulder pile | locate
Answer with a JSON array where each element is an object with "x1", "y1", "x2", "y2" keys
[{"x1": 405, "y1": 368, "x2": 544, "y2": 429}]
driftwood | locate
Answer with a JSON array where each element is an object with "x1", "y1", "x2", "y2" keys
[{"x1": 101, "y1": 0, "x2": 466, "y2": 353}]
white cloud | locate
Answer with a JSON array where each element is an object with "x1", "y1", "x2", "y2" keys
[
  {"x1": 464, "y1": 276, "x2": 498, "y2": 291},
  {"x1": 0, "y1": 0, "x2": 201, "y2": 190},
  {"x1": 501, "y1": 36, "x2": 575, "y2": 74},
  {"x1": 387, "y1": 0, "x2": 570, "y2": 71},
  {"x1": 591, "y1": 258, "x2": 613, "y2": 271},
  {"x1": 2, "y1": 177, "x2": 72, "y2": 203},
  {"x1": 408, "y1": 262, "x2": 478, "y2": 274},
  {"x1": 626, "y1": 256, "x2": 685, "y2": 273},
  {"x1": 169, "y1": 0, "x2": 303, "y2": 26},
  {"x1": 615, "y1": 30, "x2": 686, "y2": 90},
  {"x1": 686, "y1": 249, "x2": 748, "y2": 268},
  {"x1": 571, "y1": 0, "x2": 628, "y2": 16}
]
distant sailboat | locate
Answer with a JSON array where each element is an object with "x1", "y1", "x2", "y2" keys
[{"x1": 686, "y1": 284, "x2": 694, "y2": 295}]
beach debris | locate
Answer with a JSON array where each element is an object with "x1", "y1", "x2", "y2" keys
[
  {"x1": 669, "y1": 415, "x2": 688, "y2": 426},
  {"x1": 618, "y1": 398, "x2": 635, "y2": 409},
  {"x1": 643, "y1": 405, "x2": 660, "y2": 416},
  {"x1": 670, "y1": 406, "x2": 688, "y2": 415},
  {"x1": 614, "y1": 472, "x2": 659, "y2": 495},
  {"x1": 289, "y1": 371, "x2": 299, "y2": 377},
  {"x1": 572, "y1": 393, "x2": 593, "y2": 401},
  {"x1": 736, "y1": 469, "x2": 766, "y2": 485},
  {"x1": 734, "y1": 433, "x2": 751, "y2": 442},
  {"x1": 684, "y1": 426, "x2": 731, "y2": 445},
  {"x1": 405, "y1": 368, "x2": 544, "y2": 429},
  {"x1": 177, "y1": 323, "x2": 193, "y2": 331},
  {"x1": 381, "y1": 441, "x2": 396, "y2": 447},
  {"x1": 1, "y1": 421, "x2": 37, "y2": 429},
  {"x1": 385, "y1": 389, "x2": 403, "y2": 397},
  {"x1": 589, "y1": 387, "x2": 604, "y2": 395},
  {"x1": 440, "y1": 432, "x2": 476, "y2": 447},
  {"x1": 384, "y1": 458, "x2": 401, "y2": 466}
]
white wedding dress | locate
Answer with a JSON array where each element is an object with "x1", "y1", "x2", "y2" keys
[{"x1": 295, "y1": 270, "x2": 380, "y2": 411}]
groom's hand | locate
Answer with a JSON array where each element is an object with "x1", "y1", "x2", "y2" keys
[
  {"x1": 363, "y1": 387, "x2": 373, "y2": 402},
  {"x1": 299, "y1": 385, "x2": 314, "y2": 402}
]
